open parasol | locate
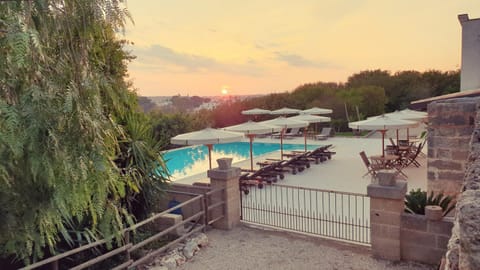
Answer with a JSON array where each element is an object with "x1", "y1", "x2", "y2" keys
[{"x1": 170, "y1": 128, "x2": 244, "y2": 169}]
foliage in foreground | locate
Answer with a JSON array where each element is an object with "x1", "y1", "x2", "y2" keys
[
  {"x1": 0, "y1": 0, "x2": 169, "y2": 265},
  {"x1": 404, "y1": 189, "x2": 456, "y2": 216}
]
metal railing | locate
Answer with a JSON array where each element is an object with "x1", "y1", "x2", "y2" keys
[
  {"x1": 241, "y1": 184, "x2": 370, "y2": 245},
  {"x1": 21, "y1": 188, "x2": 225, "y2": 270}
]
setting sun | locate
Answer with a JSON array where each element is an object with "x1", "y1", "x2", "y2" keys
[{"x1": 221, "y1": 87, "x2": 228, "y2": 95}]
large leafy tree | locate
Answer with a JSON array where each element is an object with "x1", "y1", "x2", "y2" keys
[{"x1": 0, "y1": 0, "x2": 168, "y2": 264}]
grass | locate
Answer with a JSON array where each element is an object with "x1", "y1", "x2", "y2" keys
[{"x1": 334, "y1": 131, "x2": 370, "y2": 137}]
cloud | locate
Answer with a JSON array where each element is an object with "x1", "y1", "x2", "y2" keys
[
  {"x1": 130, "y1": 44, "x2": 264, "y2": 76},
  {"x1": 275, "y1": 52, "x2": 335, "y2": 68},
  {"x1": 138, "y1": 45, "x2": 217, "y2": 71}
]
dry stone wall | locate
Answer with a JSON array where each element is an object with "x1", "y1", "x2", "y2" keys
[
  {"x1": 440, "y1": 98, "x2": 480, "y2": 270},
  {"x1": 427, "y1": 98, "x2": 478, "y2": 197}
]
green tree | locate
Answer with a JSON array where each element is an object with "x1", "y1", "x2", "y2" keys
[
  {"x1": 0, "y1": 1, "x2": 168, "y2": 264},
  {"x1": 357, "y1": 86, "x2": 386, "y2": 117}
]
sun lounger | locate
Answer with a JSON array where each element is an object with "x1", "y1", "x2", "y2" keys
[
  {"x1": 257, "y1": 159, "x2": 301, "y2": 175},
  {"x1": 265, "y1": 153, "x2": 310, "y2": 174},
  {"x1": 315, "y1": 127, "x2": 332, "y2": 140},
  {"x1": 282, "y1": 151, "x2": 314, "y2": 166},
  {"x1": 271, "y1": 128, "x2": 300, "y2": 139},
  {"x1": 308, "y1": 144, "x2": 336, "y2": 161},
  {"x1": 239, "y1": 169, "x2": 277, "y2": 194},
  {"x1": 260, "y1": 156, "x2": 306, "y2": 175},
  {"x1": 240, "y1": 163, "x2": 283, "y2": 183}
]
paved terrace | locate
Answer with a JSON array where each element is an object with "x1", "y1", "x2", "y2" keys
[
  {"x1": 174, "y1": 136, "x2": 427, "y2": 194},
  {"x1": 170, "y1": 136, "x2": 431, "y2": 270}
]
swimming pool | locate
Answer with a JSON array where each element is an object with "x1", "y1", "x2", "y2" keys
[{"x1": 163, "y1": 142, "x2": 315, "y2": 180}]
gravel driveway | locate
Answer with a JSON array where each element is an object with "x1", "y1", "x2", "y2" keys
[{"x1": 179, "y1": 225, "x2": 435, "y2": 270}]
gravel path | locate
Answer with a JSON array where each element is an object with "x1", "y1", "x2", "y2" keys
[{"x1": 179, "y1": 225, "x2": 435, "y2": 270}]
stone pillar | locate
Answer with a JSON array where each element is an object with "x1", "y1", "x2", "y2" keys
[
  {"x1": 367, "y1": 172, "x2": 407, "y2": 261},
  {"x1": 207, "y1": 158, "x2": 241, "y2": 230}
]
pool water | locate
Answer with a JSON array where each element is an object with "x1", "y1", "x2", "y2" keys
[{"x1": 163, "y1": 142, "x2": 315, "y2": 180}]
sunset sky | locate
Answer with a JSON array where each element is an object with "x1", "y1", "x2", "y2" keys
[{"x1": 124, "y1": 1, "x2": 478, "y2": 97}]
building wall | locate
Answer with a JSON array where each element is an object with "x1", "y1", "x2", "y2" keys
[
  {"x1": 427, "y1": 98, "x2": 477, "y2": 196},
  {"x1": 459, "y1": 14, "x2": 480, "y2": 91}
]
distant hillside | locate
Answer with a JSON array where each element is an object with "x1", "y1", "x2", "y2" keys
[{"x1": 138, "y1": 94, "x2": 264, "y2": 113}]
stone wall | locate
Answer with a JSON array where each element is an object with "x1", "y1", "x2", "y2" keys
[
  {"x1": 155, "y1": 183, "x2": 212, "y2": 220},
  {"x1": 427, "y1": 98, "x2": 478, "y2": 197},
  {"x1": 401, "y1": 214, "x2": 453, "y2": 264},
  {"x1": 444, "y1": 100, "x2": 480, "y2": 270}
]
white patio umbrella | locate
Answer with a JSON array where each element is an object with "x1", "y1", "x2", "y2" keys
[
  {"x1": 349, "y1": 115, "x2": 418, "y2": 156},
  {"x1": 401, "y1": 108, "x2": 428, "y2": 117},
  {"x1": 381, "y1": 111, "x2": 427, "y2": 143},
  {"x1": 170, "y1": 128, "x2": 244, "y2": 169},
  {"x1": 270, "y1": 107, "x2": 301, "y2": 115},
  {"x1": 224, "y1": 121, "x2": 281, "y2": 170},
  {"x1": 301, "y1": 107, "x2": 333, "y2": 115},
  {"x1": 261, "y1": 117, "x2": 308, "y2": 159},
  {"x1": 241, "y1": 108, "x2": 272, "y2": 115},
  {"x1": 288, "y1": 114, "x2": 331, "y2": 151}
]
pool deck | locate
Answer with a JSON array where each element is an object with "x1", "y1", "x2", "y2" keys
[{"x1": 174, "y1": 136, "x2": 427, "y2": 194}]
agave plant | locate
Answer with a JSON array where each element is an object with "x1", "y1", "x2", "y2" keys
[{"x1": 404, "y1": 189, "x2": 455, "y2": 216}]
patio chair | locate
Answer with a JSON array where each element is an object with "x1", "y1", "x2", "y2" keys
[
  {"x1": 359, "y1": 151, "x2": 383, "y2": 178},
  {"x1": 315, "y1": 127, "x2": 332, "y2": 140},
  {"x1": 403, "y1": 141, "x2": 425, "y2": 168}
]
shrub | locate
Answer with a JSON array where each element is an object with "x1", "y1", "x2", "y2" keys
[{"x1": 404, "y1": 189, "x2": 455, "y2": 216}]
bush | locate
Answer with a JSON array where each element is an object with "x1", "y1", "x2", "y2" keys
[{"x1": 404, "y1": 189, "x2": 455, "y2": 217}]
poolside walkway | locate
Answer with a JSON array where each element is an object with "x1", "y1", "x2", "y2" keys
[
  {"x1": 172, "y1": 136, "x2": 430, "y2": 269},
  {"x1": 175, "y1": 136, "x2": 427, "y2": 194}
]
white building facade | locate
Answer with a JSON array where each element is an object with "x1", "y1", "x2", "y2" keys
[{"x1": 458, "y1": 14, "x2": 480, "y2": 91}]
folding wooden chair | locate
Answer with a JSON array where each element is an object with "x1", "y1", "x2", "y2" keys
[{"x1": 359, "y1": 151, "x2": 383, "y2": 178}]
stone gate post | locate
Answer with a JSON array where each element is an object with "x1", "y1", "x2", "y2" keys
[
  {"x1": 367, "y1": 171, "x2": 407, "y2": 261},
  {"x1": 207, "y1": 158, "x2": 241, "y2": 230}
]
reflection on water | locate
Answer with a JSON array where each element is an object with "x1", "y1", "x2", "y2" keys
[{"x1": 163, "y1": 142, "x2": 311, "y2": 180}]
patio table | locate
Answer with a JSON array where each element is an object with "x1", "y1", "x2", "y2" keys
[
  {"x1": 370, "y1": 154, "x2": 399, "y2": 169},
  {"x1": 370, "y1": 154, "x2": 408, "y2": 178}
]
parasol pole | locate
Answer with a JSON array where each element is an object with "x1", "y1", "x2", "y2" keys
[
  {"x1": 304, "y1": 127, "x2": 308, "y2": 152},
  {"x1": 396, "y1": 129, "x2": 399, "y2": 145},
  {"x1": 380, "y1": 130, "x2": 386, "y2": 157},
  {"x1": 248, "y1": 134, "x2": 255, "y2": 171},
  {"x1": 280, "y1": 128, "x2": 284, "y2": 160},
  {"x1": 207, "y1": 144, "x2": 213, "y2": 169}
]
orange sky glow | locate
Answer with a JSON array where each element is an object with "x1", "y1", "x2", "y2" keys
[{"x1": 124, "y1": 1, "x2": 478, "y2": 96}]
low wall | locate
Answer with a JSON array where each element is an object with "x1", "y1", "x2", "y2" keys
[
  {"x1": 155, "y1": 183, "x2": 212, "y2": 220},
  {"x1": 368, "y1": 178, "x2": 454, "y2": 265},
  {"x1": 401, "y1": 214, "x2": 453, "y2": 264}
]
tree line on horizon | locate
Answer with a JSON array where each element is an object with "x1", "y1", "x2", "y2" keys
[{"x1": 149, "y1": 69, "x2": 459, "y2": 144}]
